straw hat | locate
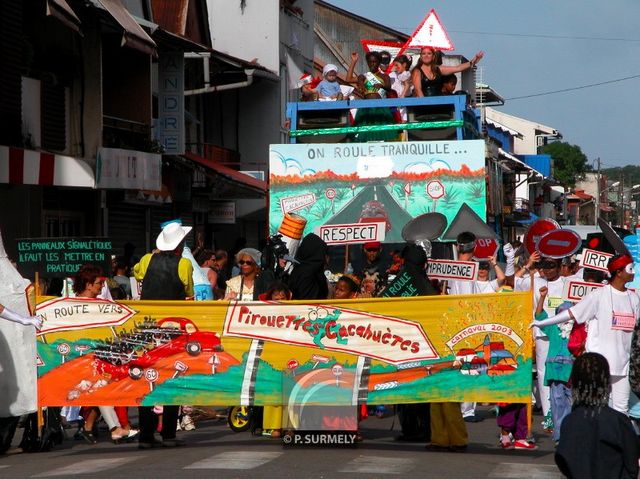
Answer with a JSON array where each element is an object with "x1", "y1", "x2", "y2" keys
[{"x1": 156, "y1": 222, "x2": 192, "y2": 251}]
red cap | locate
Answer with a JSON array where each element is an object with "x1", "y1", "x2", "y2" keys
[
  {"x1": 607, "y1": 254, "x2": 633, "y2": 273},
  {"x1": 364, "y1": 241, "x2": 381, "y2": 251}
]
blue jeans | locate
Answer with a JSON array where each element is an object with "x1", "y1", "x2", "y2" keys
[{"x1": 549, "y1": 380, "x2": 572, "y2": 442}]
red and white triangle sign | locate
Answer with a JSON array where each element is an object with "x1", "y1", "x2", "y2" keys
[{"x1": 405, "y1": 9, "x2": 454, "y2": 51}]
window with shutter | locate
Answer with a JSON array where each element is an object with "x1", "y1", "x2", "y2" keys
[{"x1": 41, "y1": 77, "x2": 66, "y2": 152}]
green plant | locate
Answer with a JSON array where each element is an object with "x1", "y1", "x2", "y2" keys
[
  {"x1": 440, "y1": 187, "x2": 461, "y2": 209},
  {"x1": 466, "y1": 183, "x2": 484, "y2": 200},
  {"x1": 310, "y1": 201, "x2": 332, "y2": 220}
]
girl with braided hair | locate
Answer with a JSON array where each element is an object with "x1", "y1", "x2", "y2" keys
[{"x1": 555, "y1": 353, "x2": 639, "y2": 479}]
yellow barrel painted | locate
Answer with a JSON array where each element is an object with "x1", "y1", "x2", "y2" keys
[{"x1": 278, "y1": 213, "x2": 307, "y2": 240}]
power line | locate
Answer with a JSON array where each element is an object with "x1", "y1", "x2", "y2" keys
[
  {"x1": 388, "y1": 28, "x2": 640, "y2": 43},
  {"x1": 505, "y1": 74, "x2": 640, "y2": 101},
  {"x1": 450, "y1": 30, "x2": 640, "y2": 43}
]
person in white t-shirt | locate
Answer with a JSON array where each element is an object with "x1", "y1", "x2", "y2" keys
[
  {"x1": 534, "y1": 254, "x2": 639, "y2": 414},
  {"x1": 515, "y1": 254, "x2": 574, "y2": 430}
]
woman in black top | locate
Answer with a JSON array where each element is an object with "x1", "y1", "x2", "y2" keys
[{"x1": 412, "y1": 47, "x2": 484, "y2": 97}]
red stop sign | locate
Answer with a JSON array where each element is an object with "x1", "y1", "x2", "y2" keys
[
  {"x1": 524, "y1": 219, "x2": 560, "y2": 254},
  {"x1": 537, "y1": 229, "x2": 581, "y2": 258},
  {"x1": 473, "y1": 238, "x2": 499, "y2": 259},
  {"x1": 287, "y1": 359, "x2": 299, "y2": 370}
]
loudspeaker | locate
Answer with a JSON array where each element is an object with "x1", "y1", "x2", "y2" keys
[
  {"x1": 406, "y1": 104, "x2": 456, "y2": 141},
  {"x1": 296, "y1": 109, "x2": 349, "y2": 143}
]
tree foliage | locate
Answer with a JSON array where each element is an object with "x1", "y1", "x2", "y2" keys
[
  {"x1": 602, "y1": 165, "x2": 640, "y2": 186},
  {"x1": 540, "y1": 142, "x2": 590, "y2": 188}
]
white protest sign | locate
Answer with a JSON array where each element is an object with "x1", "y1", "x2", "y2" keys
[
  {"x1": 223, "y1": 301, "x2": 439, "y2": 364},
  {"x1": 427, "y1": 260, "x2": 478, "y2": 281},
  {"x1": 563, "y1": 280, "x2": 603, "y2": 302},
  {"x1": 36, "y1": 297, "x2": 135, "y2": 335},
  {"x1": 317, "y1": 222, "x2": 386, "y2": 245},
  {"x1": 579, "y1": 248, "x2": 613, "y2": 272},
  {"x1": 280, "y1": 193, "x2": 316, "y2": 214}
]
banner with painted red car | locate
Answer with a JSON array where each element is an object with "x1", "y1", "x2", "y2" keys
[{"x1": 36, "y1": 292, "x2": 532, "y2": 407}]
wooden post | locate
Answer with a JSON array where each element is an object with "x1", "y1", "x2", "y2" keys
[{"x1": 344, "y1": 245, "x2": 350, "y2": 273}]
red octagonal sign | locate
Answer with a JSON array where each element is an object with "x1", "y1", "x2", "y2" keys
[
  {"x1": 474, "y1": 238, "x2": 499, "y2": 259},
  {"x1": 524, "y1": 219, "x2": 560, "y2": 254},
  {"x1": 537, "y1": 229, "x2": 582, "y2": 259}
]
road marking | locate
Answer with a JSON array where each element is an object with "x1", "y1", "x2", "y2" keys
[
  {"x1": 184, "y1": 451, "x2": 282, "y2": 470},
  {"x1": 339, "y1": 456, "x2": 414, "y2": 474},
  {"x1": 488, "y1": 462, "x2": 562, "y2": 478},
  {"x1": 32, "y1": 456, "x2": 142, "y2": 477}
]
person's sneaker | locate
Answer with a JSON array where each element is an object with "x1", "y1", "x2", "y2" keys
[
  {"x1": 181, "y1": 415, "x2": 196, "y2": 431},
  {"x1": 514, "y1": 439, "x2": 538, "y2": 450},
  {"x1": 541, "y1": 412, "x2": 554, "y2": 432},
  {"x1": 138, "y1": 440, "x2": 162, "y2": 449},
  {"x1": 162, "y1": 438, "x2": 185, "y2": 448},
  {"x1": 500, "y1": 435, "x2": 514, "y2": 449}
]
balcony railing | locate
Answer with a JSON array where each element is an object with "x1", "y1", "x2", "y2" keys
[
  {"x1": 287, "y1": 95, "x2": 481, "y2": 144},
  {"x1": 186, "y1": 142, "x2": 241, "y2": 168},
  {"x1": 514, "y1": 197, "x2": 530, "y2": 212}
]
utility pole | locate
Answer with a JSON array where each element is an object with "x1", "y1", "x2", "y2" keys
[
  {"x1": 595, "y1": 157, "x2": 601, "y2": 223},
  {"x1": 620, "y1": 173, "x2": 625, "y2": 228}
]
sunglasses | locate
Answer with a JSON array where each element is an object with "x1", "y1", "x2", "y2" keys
[
  {"x1": 238, "y1": 260, "x2": 255, "y2": 266},
  {"x1": 540, "y1": 262, "x2": 558, "y2": 269},
  {"x1": 365, "y1": 248, "x2": 381, "y2": 252}
]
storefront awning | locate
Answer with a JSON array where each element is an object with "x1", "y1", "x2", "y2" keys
[
  {"x1": 46, "y1": 0, "x2": 82, "y2": 32},
  {"x1": 87, "y1": 0, "x2": 156, "y2": 55},
  {"x1": 0, "y1": 146, "x2": 95, "y2": 188},
  {"x1": 184, "y1": 151, "x2": 267, "y2": 195},
  {"x1": 498, "y1": 148, "x2": 545, "y2": 178}
]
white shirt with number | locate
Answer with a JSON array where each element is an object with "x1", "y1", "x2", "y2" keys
[
  {"x1": 569, "y1": 284, "x2": 640, "y2": 376},
  {"x1": 516, "y1": 275, "x2": 571, "y2": 338},
  {"x1": 449, "y1": 279, "x2": 499, "y2": 295}
]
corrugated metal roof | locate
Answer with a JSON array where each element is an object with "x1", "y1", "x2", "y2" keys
[
  {"x1": 150, "y1": 0, "x2": 189, "y2": 36},
  {"x1": 314, "y1": 0, "x2": 408, "y2": 75}
]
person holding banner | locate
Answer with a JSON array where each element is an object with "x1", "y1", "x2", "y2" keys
[
  {"x1": 134, "y1": 221, "x2": 194, "y2": 448},
  {"x1": 0, "y1": 305, "x2": 42, "y2": 329},
  {"x1": 534, "y1": 254, "x2": 639, "y2": 414},
  {"x1": 72, "y1": 265, "x2": 139, "y2": 444},
  {"x1": 516, "y1": 254, "x2": 570, "y2": 431},
  {"x1": 0, "y1": 227, "x2": 43, "y2": 455}
]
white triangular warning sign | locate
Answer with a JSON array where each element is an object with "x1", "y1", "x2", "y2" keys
[
  {"x1": 360, "y1": 39, "x2": 404, "y2": 58},
  {"x1": 36, "y1": 354, "x2": 44, "y2": 366},
  {"x1": 405, "y1": 9, "x2": 454, "y2": 51}
]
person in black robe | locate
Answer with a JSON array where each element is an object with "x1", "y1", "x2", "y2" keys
[
  {"x1": 288, "y1": 233, "x2": 329, "y2": 300},
  {"x1": 555, "y1": 352, "x2": 639, "y2": 479},
  {"x1": 381, "y1": 243, "x2": 435, "y2": 298},
  {"x1": 381, "y1": 243, "x2": 434, "y2": 441}
]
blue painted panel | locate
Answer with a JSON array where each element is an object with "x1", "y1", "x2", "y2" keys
[{"x1": 518, "y1": 154, "x2": 551, "y2": 178}]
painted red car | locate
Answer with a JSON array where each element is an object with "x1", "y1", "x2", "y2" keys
[
  {"x1": 359, "y1": 200, "x2": 392, "y2": 232},
  {"x1": 94, "y1": 317, "x2": 223, "y2": 381}
]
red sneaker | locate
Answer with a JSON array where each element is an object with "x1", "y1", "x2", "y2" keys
[{"x1": 514, "y1": 439, "x2": 538, "y2": 450}]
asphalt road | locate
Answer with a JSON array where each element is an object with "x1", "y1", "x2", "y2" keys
[
  {"x1": 326, "y1": 185, "x2": 414, "y2": 243},
  {"x1": 1, "y1": 406, "x2": 563, "y2": 479}
]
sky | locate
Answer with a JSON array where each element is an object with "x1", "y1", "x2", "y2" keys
[{"x1": 326, "y1": 0, "x2": 640, "y2": 169}]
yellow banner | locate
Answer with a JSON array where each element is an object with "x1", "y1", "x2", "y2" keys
[{"x1": 36, "y1": 292, "x2": 532, "y2": 407}]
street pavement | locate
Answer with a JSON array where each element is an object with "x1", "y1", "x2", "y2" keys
[{"x1": 1, "y1": 406, "x2": 562, "y2": 478}]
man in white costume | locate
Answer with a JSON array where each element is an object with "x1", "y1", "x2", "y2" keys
[{"x1": 0, "y1": 229, "x2": 42, "y2": 453}]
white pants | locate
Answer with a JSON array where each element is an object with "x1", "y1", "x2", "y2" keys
[
  {"x1": 460, "y1": 402, "x2": 476, "y2": 418},
  {"x1": 610, "y1": 375, "x2": 631, "y2": 415},
  {"x1": 535, "y1": 336, "x2": 550, "y2": 417},
  {"x1": 98, "y1": 406, "x2": 121, "y2": 430}
]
